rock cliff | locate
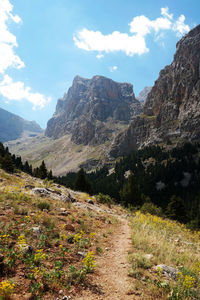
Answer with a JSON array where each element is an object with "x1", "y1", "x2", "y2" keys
[
  {"x1": 110, "y1": 25, "x2": 200, "y2": 157},
  {"x1": 136, "y1": 86, "x2": 152, "y2": 104},
  {"x1": 45, "y1": 75, "x2": 142, "y2": 145},
  {"x1": 0, "y1": 107, "x2": 42, "y2": 142}
]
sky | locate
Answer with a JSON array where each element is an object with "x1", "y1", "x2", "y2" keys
[{"x1": 0, "y1": 0, "x2": 199, "y2": 128}]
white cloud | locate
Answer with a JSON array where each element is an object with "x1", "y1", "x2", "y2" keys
[
  {"x1": 96, "y1": 54, "x2": 104, "y2": 59},
  {"x1": 74, "y1": 29, "x2": 148, "y2": 56},
  {"x1": 0, "y1": 75, "x2": 51, "y2": 110},
  {"x1": 161, "y1": 7, "x2": 173, "y2": 20},
  {"x1": 74, "y1": 7, "x2": 190, "y2": 57},
  {"x1": 0, "y1": 0, "x2": 50, "y2": 109},
  {"x1": 172, "y1": 15, "x2": 190, "y2": 37},
  {"x1": 0, "y1": 0, "x2": 24, "y2": 74},
  {"x1": 109, "y1": 66, "x2": 118, "y2": 72}
]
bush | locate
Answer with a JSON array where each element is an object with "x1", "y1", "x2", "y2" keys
[
  {"x1": 37, "y1": 201, "x2": 50, "y2": 211},
  {"x1": 140, "y1": 202, "x2": 163, "y2": 217},
  {"x1": 96, "y1": 193, "x2": 113, "y2": 205}
]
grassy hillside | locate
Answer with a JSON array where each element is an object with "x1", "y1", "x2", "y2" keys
[
  {"x1": 5, "y1": 134, "x2": 115, "y2": 176},
  {"x1": 0, "y1": 167, "x2": 199, "y2": 299},
  {"x1": 0, "y1": 169, "x2": 122, "y2": 299},
  {"x1": 128, "y1": 212, "x2": 200, "y2": 299}
]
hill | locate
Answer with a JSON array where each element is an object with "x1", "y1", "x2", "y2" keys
[{"x1": 0, "y1": 165, "x2": 199, "y2": 299}]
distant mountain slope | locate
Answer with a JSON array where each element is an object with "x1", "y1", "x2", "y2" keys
[
  {"x1": 136, "y1": 86, "x2": 152, "y2": 104},
  {"x1": 0, "y1": 107, "x2": 42, "y2": 142},
  {"x1": 110, "y1": 25, "x2": 200, "y2": 158}
]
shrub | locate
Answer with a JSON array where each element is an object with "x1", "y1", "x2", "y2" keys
[
  {"x1": 140, "y1": 202, "x2": 163, "y2": 217},
  {"x1": 37, "y1": 201, "x2": 50, "y2": 211},
  {"x1": 96, "y1": 193, "x2": 113, "y2": 205}
]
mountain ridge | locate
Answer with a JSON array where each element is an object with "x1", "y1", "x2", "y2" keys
[
  {"x1": 0, "y1": 107, "x2": 42, "y2": 142},
  {"x1": 109, "y1": 24, "x2": 200, "y2": 158}
]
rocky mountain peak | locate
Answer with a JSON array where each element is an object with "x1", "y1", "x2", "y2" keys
[
  {"x1": 110, "y1": 25, "x2": 200, "y2": 158},
  {"x1": 45, "y1": 75, "x2": 142, "y2": 145}
]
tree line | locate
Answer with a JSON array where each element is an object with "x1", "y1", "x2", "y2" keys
[
  {"x1": 55, "y1": 143, "x2": 200, "y2": 229},
  {"x1": 0, "y1": 142, "x2": 52, "y2": 180}
]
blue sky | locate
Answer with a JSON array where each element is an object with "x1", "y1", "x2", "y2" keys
[{"x1": 0, "y1": 0, "x2": 199, "y2": 128}]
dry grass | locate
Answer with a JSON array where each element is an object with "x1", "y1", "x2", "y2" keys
[
  {"x1": 128, "y1": 212, "x2": 200, "y2": 299},
  {"x1": 0, "y1": 169, "x2": 119, "y2": 299}
]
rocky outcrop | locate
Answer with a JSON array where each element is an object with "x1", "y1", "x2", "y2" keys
[
  {"x1": 0, "y1": 108, "x2": 42, "y2": 142},
  {"x1": 136, "y1": 86, "x2": 152, "y2": 104},
  {"x1": 45, "y1": 75, "x2": 142, "y2": 145},
  {"x1": 110, "y1": 25, "x2": 200, "y2": 158}
]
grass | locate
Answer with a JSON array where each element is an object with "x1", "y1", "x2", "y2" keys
[
  {"x1": 0, "y1": 168, "x2": 119, "y2": 299},
  {"x1": 128, "y1": 211, "x2": 200, "y2": 299}
]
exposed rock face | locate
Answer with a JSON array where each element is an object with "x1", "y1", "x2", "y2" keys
[
  {"x1": 136, "y1": 86, "x2": 152, "y2": 104},
  {"x1": 110, "y1": 25, "x2": 200, "y2": 158},
  {"x1": 0, "y1": 108, "x2": 42, "y2": 142},
  {"x1": 45, "y1": 75, "x2": 142, "y2": 145}
]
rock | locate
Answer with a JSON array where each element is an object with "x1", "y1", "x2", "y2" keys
[
  {"x1": 58, "y1": 211, "x2": 70, "y2": 216},
  {"x1": 68, "y1": 194, "x2": 76, "y2": 203},
  {"x1": 59, "y1": 290, "x2": 64, "y2": 295},
  {"x1": 87, "y1": 199, "x2": 94, "y2": 205},
  {"x1": 45, "y1": 75, "x2": 142, "y2": 145},
  {"x1": 144, "y1": 254, "x2": 153, "y2": 260},
  {"x1": 155, "y1": 264, "x2": 179, "y2": 280},
  {"x1": 32, "y1": 226, "x2": 42, "y2": 236},
  {"x1": 25, "y1": 185, "x2": 35, "y2": 189},
  {"x1": 77, "y1": 251, "x2": 85, "y2": 257},
  {"x1": 110, "y1": 25, "x2": 200, "y2": 157},
  {"x1": 21, "y1": 245, "x2": 33, "y2": 255},
  {"x1": 32, "y1": 188, "x2": 50, "y2": 197}
]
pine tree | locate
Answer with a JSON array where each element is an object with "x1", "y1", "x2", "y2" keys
[
  {"x1": 74, "y1": 168, "x2": 92, "y2": 193},
  {"x1": 167, "y1": 195, "x2": 187, "y2": 223},
  {"x1": 2, "y1": 153, "x2": 15, "y2": 173},
  {"x1": 47, "y1": 170, "x2": 53, "y2": 180},
  {"x1": 38, "y1": 161, "x2": 48, "y2": 179},
  {"x1": 120, "y1": 172, "x2": 142, "y2": 206}
]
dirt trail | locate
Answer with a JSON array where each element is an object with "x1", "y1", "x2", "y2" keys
[{"x1": 78, "y1": 217, "x2": 134, "y2": 300}]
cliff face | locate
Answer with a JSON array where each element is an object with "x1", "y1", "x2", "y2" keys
[
  {"x1": 0, "y1": 107, "x2": 42, "y2": 142},
  {"x1": 45, "y1": 75, "x2": 142, "y2": 145},
  {"x1": 136, "y1": 86, "x2": 152, "y2": 104},
  {"x1": 110, "y1": 25, "x2": 200, "y2": 157}
]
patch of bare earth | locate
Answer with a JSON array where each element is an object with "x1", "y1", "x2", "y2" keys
[{"x1": 77, "y1": 218, "x2": 135, "y2": 300}]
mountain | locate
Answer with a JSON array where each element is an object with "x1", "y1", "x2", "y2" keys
[
  {"x1": 6, "y1": 76, "x2": 142, "y2": 174},
  {"x1": 0, "y1": 107, "x2": 42, "y2": 142},
  {"x1": 45, "y1": 75, "x2": 142, "y2": 145},
  {"x1": 109, "y1": 25, "x2": 200, "y2": 158},
  {"x1": 136, "y1": 86, "x2": 152, "y2": 104}
]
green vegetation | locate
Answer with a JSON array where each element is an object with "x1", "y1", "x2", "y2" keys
[
  {"x1": 56, "y1": 143, "x2": 200, "y2": 229},
  {"x1": 0, "y1": 141, "x2": 52, "y2": 181}
]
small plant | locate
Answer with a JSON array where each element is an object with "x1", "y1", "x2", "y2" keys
[
  {"x1": 37, "y1": 201, "x2": 50, "y2": 211},
  {"x1": 18, "y1": 234, "x2": 27, "y2": 250},
  {"x1": 82, "y1": 251, "x2": 96, "y2": 273},
  {"x1": 67, "y1": 265, "x2": 87, "y2": 284},
  {"x1": 34, "y1": 249, "x2": 47, "y2": 263},
  {"x1": 0, "y1": 280, "x2": 15, "y2": 299},
  {"x1": 73, "y1": 230, "x2": 88, "y2": 250}
]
